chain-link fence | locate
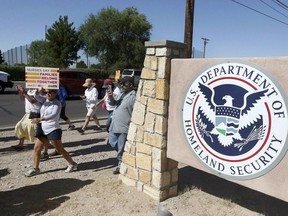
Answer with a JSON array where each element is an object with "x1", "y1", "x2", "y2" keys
[{"x1": 3, "y1": 44, "x2": 30, "y2": 66}]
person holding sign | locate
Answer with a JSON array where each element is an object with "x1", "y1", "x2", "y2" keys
[
  {"x1": 25, "y1": 89, "x2": 78, "y2": 177},
  {"x1": 12, "y1": 85, "x2": 45, "y2": 151},
  {"x1": 78, "y1": 78, "x2": 101, "y2": 135},
  {"x1": 40, "y1": 83, "x2": 75, "y2": 160}
]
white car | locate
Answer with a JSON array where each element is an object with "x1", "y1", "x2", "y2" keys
[
  {"x1": 0, "y1": 71, "x2": 14, "y2": 93},
  {"x1": 121, "y1": 69, "x2": 142, "y2": 87}
]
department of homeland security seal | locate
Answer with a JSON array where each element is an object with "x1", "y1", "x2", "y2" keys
[{"x1": 182, "y1": 62, "x2": 288, "y2": 180}]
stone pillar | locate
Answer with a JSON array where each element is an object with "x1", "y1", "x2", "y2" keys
[{"x1": 119, "y1": 40, "x2": 187, "y2": 201}]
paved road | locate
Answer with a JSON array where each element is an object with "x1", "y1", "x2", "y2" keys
[{"x1": 0, "y1": 81, "x2": 107, "y2": 129}]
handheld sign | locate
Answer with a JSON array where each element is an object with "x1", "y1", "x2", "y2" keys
[{"x1": 25, "y1": 67, "x2": 59, "y2": 89}]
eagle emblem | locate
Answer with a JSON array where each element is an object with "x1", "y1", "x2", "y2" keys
[{"x1": 196, "y1": 82, "x2": 268, "y2": 153}]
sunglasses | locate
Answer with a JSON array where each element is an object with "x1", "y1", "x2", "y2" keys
[{"x1": 121, "y1": 82, "x2": 132, "y2": 87}]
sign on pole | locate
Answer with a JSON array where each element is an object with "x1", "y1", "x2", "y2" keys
[{"x1": 25, "y1": 66, "x2": 59, "y2": 89}]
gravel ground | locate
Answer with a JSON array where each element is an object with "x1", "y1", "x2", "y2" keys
[{"x1": 0, "y1": 120, "x2": 287, "y2": 216}]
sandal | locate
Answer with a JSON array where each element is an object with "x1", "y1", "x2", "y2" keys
[
  {"x1": 25, "y1": 168, "x2": 40, "y2": 177},
  {"x1": 49, "y1": 150, "x2": 60, "y2": 157},
  {"x1": 40, "y1": 152, "x2": 49, "y2": 161}
]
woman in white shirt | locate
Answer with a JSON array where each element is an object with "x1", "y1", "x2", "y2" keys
[
  {"x1": 12, "y1": 85, "x2": 45, "y2": 151},
  {"x1": 78, "y1": 78, "x2": 101, "y2": 135},
  {"x1": 25, "y1": 89, "x2": 78, "y2": 177}
]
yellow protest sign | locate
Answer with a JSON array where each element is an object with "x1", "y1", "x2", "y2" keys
[{"x1": 25, "y1": 67, "x2": 59, "y2": 89}]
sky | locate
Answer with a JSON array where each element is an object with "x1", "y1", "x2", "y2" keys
[{"x1": 1, "y1": 0, "x2": 288, "y2": 61}]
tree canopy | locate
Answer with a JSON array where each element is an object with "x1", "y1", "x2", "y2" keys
[
  {"x1": 0, "y1": 50, "x2": 4, "y2": 64},
  {"x1": 46, "y1": 16, "x2": 81, "y2": 68},
  {"x1": 27, "y1": 40, "x2": 52, "y2": 66},
  {"x1": 79, "y1": 7, "x2": 152, "y2": 71},
  {"x1": 76, "y1": 60, "x2": 88, "y2": 68}
]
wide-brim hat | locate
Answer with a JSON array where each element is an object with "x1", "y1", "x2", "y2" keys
[{"x1": 83, "y1": 78, "x2": 96, "y2": 87}]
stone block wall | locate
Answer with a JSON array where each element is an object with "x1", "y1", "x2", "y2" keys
[{"x1": 119, "y1": 40, "x2": 187, "y2": 201}]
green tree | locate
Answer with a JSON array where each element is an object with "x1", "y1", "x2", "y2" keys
[
  {"x1": 0, "y1": 50, "x2": 5, "y2": 64},
  {"x1": 76, "y1": 60, "x2": 88, "y2": 68},
  {"x1": 27, "y1": 40, "x2": 53, "y2": 66},
  {"x1": 79, "y1": 7, "x2": 152, "y2": 71},
  {"x1": 46, "y1": 16, "x2": 81, "y2": 68}
]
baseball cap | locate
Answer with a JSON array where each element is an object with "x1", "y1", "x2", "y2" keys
[
  {"x1": 119, "y1": 77, "x2": 134, "y2": 86},
  {"x1": 102, "y1": 79, "x2": 113, "y2": 88}
]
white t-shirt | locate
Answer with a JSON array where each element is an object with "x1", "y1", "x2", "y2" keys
[
  {"x1": 40, "y1": 99, "x2": 61, "y2": 134},
  {"x1": 84, "y1": 86, "x2": 99, "y2": 108},
  {"x1": 105, "y1": 86, "x2": 121, "y2": 111},
  {"x1": 25, "y1": 94, "x2": 45, "y2": 113}
]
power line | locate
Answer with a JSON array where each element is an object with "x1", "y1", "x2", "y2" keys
[
  {"x1": 231, "y1": 0, "x2": 288, "y2": 26},
  {"x1": 271, "y1": 0, "x2": 288, "y2": 11},
  {"x1": 260, "y1": 0, "x2": 288, "y2": 19},
  {"x1": 276, "y1": 0, "x2": 288, "y2": 9}
]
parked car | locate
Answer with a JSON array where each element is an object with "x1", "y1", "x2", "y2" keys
[
  {"x1": 0, "y1": 71, "x2": 14, "y2": 93},
  {"x1": 121, "y1": 69, "x2": 142, "y2": 87},
  {"x1": 59, "y1": 70, "x2": 104, "y2": 98}
]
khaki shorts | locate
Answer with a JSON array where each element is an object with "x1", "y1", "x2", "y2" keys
[{"x1": 86, "y1": 104, "x2": 97, "y2": 117}]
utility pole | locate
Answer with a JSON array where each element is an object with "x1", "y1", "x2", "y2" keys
[
  {"x1": 44, "y1": 25, "x2": 47, "y2": 41},
  {"x1": 184, "y1": 0, "x2": 195, "y2": 58},
  {"x1": 201, "y1": 37, "x2": 210, "y2": 58}
]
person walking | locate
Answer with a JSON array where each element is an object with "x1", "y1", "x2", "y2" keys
[
  {"x1": 12, "y1": 85, "x2": 45, "y2": 151},
  {"x1": 96, "y1": 79, "x2": 121, "y2": 132},
  {"x1": 58, "y1": 83, "x2": 75, "y2": 130},
  {"x1": 40, "y1": 83, "x2": 76, "y2": 160},
  {"x1": 107, "y1": 77, "x2": 136, "y2": 174},
  {"x1": 78, "y1": 78, "x2": 101, "y2": 135},
  {"x1": 25, "y1": 89, "x2": 78, "y2": 177}
]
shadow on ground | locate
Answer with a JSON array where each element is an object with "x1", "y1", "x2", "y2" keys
[
  {"x1": 0, "y1": 178, "x2": 94, "y2": 215},
  {"x1": 0, "y1": 135, "x2": 18, "y2": 143},
  {"x1": 178, "y1": 166, "x2": 288, "y2": 216},
  {"x1": 0, "y1": 168, "x2": 10, "y2": 178}
]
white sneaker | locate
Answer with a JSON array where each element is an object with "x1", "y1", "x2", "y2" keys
[
  {"x1": 25, "y1": 168, "x2": 40, "y2": 177},
  {"x1": 65, "y1": 162, "x2": 78, "y2": 173}
]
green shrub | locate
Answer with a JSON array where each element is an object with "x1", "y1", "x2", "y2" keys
[
  {"x1": 0, "y1": 65, "x2": 111, "y2": 81},
  {"x1": 0, "y1": 65, "x2": 25, "y2": 80}
]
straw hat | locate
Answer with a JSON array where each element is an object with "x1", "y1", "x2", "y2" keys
[{"x1": 83, "y1": 78, "x2": 96, "y2": 87}]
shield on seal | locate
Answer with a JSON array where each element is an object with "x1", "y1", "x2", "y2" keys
[{"x1": 215, "y1": 105, "x2": 241, "y2": 136}]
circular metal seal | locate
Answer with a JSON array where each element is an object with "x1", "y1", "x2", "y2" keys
[{"x1": 182, "y1": 61, "x2": 288, "y2": 180}]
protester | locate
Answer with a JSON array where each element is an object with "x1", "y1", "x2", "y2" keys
[
  {"x1": 25, "y1": 89, "x2": 78, "y2": 177},
  {"x1": 58, "y1": 83, "x2": 75, "y2": 130},
  {"x1": 107, "y1": 77, "x2": 136, "y2": 174},
  {"x1": 40, "y1": 83, "x2": 75, "y2": 160},
  {"x1": 78, "y1": 78, "x2": 101, "y2": 135},
  {"x1": 12, "y1": 85, "x2": 45, "y2": 151},
  {"x1": 96, "y1": 79, "x2": 121, "y2": 131}
]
